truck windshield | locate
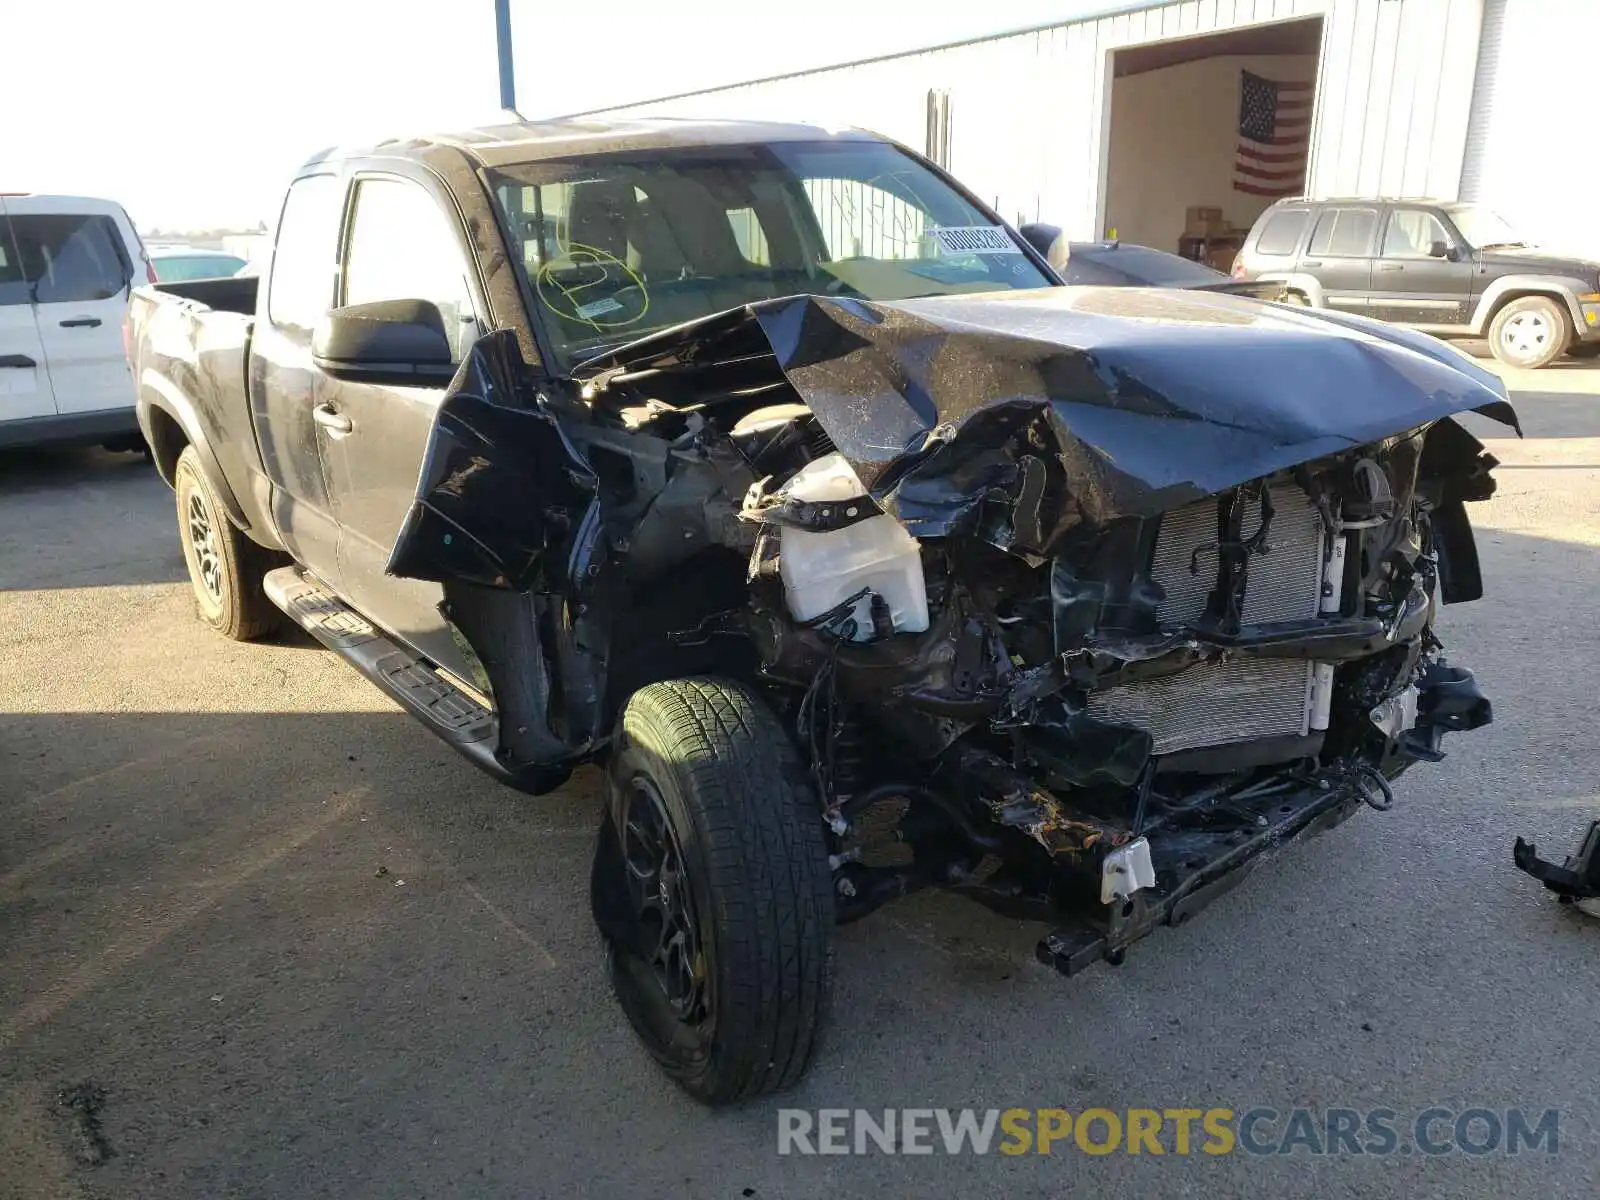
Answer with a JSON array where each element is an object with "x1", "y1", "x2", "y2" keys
[{"x1": 486, "y1": 140, "x2": 1054, "y2": 371}]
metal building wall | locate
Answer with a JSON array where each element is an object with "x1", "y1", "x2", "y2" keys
[
  {"x1": 1310, "y1": 0, "x2": 1485, "y2": 203},
  {"x1": 1460, "y1": 0, "x2": 1600, "y2": 258},
  {"x1": 595, "y1": 0, "x2": 1486, "y2": 239}
]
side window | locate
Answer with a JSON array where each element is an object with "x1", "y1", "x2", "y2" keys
[
  {"x1": 6, "y1": 214, "x2": 129, "y2": 303},
  {"x1": 0, "y1": 220, "x2": 28, "y2": 306},
  {"x1": 1307, "y1": 208, "x2": 1378, "y2": 258},
  {"x1": 1382, "y1": 210, "x2": 1451, "y2": 258},
  {"x1": 1254, "y1": 209, "x2": 1310, "y2": 257},
  {"x1": 268, "y1": 174, "x2": 342, "y2": 330},
  {"x1": 342, "y1": 176, "x2": 476, "y2": 360}
]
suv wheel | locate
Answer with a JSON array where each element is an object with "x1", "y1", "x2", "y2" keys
[
  {"x1": 1488, "y1": 296, "x2": 1571, "y2": 369},
  {"x1": 592, "y1": 677, "x2": 835, "y2": 1105},
  {"x1": 174, "y1": 447, "x2": 285, "y2": 640}
]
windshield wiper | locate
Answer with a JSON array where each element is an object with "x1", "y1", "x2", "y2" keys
[{"x1": 1478, "y1": 241, "x2": 1527, "y2": 250}]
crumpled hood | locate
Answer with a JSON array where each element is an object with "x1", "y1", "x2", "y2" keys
[{"x1": 578, "y1": 286, "x2": 1517, "y2": 553}]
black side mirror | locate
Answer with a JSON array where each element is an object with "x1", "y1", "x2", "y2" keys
[
  {"x1": 313, "y1": 299, "x2": 455, "y2": 385},
  {"x1": 1428, "y1": 240, "x2": 1452, "y2": 260},
  {"x1": 1018, "y1": 222, "x2": 1072, "y2": 273}
]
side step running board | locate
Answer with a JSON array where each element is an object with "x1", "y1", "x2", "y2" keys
[{"x1": 262, "y1": 565, "x2": 518, "y2": 785}]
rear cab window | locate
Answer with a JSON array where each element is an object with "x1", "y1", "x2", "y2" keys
[
  {"x1": 1253, "y1": 208, "x2": 1311, "y2": 257},
  {"x1": 1308, "y1": 208, "x2": 1379, "y2": 258},
  {"x1": 267, "y1": 174, "x2": 343, "y2": 331},
  {"x1": 724, "y1": 207, "x2": 771, "y2": 266}
]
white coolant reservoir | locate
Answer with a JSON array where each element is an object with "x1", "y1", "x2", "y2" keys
[{"x1": 776, "y1": 453, "x2": 930, "y2": 640}]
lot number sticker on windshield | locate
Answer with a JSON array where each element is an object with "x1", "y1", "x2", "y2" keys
[
  {"x1": 576, "y1": 296, "x2": 626, "y2": 319},
  {"x1": 931, "y1": 226, "x2": 1021, "y2": 255}
]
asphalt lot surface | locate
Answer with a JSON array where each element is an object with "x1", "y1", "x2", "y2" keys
[{"x1": 3, "y1": 354, "x2": 1599, "y2": 1199}]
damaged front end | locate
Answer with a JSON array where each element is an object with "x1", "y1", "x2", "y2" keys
[{"x1": 394, "y1": 286, "x2": 1516, "y2": 972}]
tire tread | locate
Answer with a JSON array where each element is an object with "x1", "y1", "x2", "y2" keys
[
  {"x1": 174, "y1": 446, "x2": 285, "y2": 641},
  {"x1": 615, "y1": 676, "x2": 835, "y2": 1103}
]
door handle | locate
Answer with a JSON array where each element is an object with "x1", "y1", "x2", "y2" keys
[
  {"x1": 312, "y1": 404, "x2": 354, "y2": 435},
  {"x1": 1375, "y1": 263, "x2": 1403, "y2": 272},
  {"x1": 1301, "y1": 259, "x2": 1322, "y2": 267},
  {"x1": 0, "y1": 354, "x2": 36, "y2": 368},
  {"x1": 59, "y1": 317, "x2": 102, "y2": 328}
]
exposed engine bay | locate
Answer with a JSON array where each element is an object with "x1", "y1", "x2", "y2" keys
[{"x1": 389, "y1": 286, "x2": 1517, "y2": 971}]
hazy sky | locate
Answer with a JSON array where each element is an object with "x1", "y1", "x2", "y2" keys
[{"x1": 4, "y1": 0, "x2": 1112, "y2": 231}]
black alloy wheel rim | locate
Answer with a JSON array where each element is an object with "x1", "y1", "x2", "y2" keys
[{"x1": 619, "y1": 775, "x2": 711, "y2": 1028}]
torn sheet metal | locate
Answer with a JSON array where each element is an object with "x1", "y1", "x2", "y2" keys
[
  {"x1": 577, "y1": 287, "x2": 1518, "y2": 557},
  {"x1": 388, "y1": 329, "x2": 598, "y2": 590}
]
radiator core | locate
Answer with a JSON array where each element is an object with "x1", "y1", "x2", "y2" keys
[{"x1": 1086, "y1": 485, "x2": 1325, "y2": 756}]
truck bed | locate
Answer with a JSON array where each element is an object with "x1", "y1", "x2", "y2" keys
[
  {"x1": 149, "y1": 275, "x2": 259, "y2": 315},
  {"x1": 128, "y1": 277, "x2": 266, "y2": 530}
]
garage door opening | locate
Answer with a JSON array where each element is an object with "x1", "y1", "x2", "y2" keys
[{"x1": 1101, "y1": 17, "x2": 1323, "y2": 269}]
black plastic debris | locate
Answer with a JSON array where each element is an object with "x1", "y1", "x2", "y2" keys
[{"x1": 1514, "y1": 820, "x2": 1600, "y2": 910}]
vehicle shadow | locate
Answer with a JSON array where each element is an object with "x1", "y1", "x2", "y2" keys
[{"x1": 0, "y1": 444, "x2": 151, "y2": 489}]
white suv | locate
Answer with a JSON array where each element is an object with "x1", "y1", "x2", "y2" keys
[{"x1": 1, "y1": 194, "x2": 151, "y2": 451}]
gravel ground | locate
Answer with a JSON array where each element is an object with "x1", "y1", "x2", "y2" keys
[{"x1": 2, "y1": 357, "x2": 1598, "y2": 1199}]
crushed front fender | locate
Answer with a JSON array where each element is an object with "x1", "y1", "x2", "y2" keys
[{"x1": 388, "y1": 329, "x2": 598, "y2": 591}]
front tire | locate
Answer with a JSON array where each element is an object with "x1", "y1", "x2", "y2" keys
[
  {"x1": 592, "y1": 677, "x2": 835, "y2": 1105},
  {"x1": 1488, "y1": 296, "x2": 1571, "y2": 369},
  {"x1": 174, "y1": 446, "x2": 283, "y2": 640}
]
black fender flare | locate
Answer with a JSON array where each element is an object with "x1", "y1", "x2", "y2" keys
[{"x1": 137, "y1": 374, "x2": 251, "y2": 531}]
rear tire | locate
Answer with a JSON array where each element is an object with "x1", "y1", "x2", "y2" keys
[
  {"x1": 1488, "y1": 296, "x2": 1570, "y2": 369},
  {"x1": 592, "y1": 677, "x2": 835, "y2": 1105},
  {"x1": 174, "y1": 446, "x2": 284, "y2": 640}
]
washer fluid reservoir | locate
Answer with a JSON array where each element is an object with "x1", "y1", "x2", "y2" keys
[{"x1": 776, "y1": 453, "x2": 929, "y2": 640}]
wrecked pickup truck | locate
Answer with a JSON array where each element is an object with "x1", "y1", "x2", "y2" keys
[{"x1": 129, "y1": 118, "x2": 1516, "y2": 1105}]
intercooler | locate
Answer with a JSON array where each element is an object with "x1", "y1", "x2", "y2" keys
[{"x1": 1087, "y1": 484, "x2": 1325, "y2": 756}]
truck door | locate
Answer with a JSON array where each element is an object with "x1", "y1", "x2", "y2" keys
[
  {"x1": 1369, "y1": 207, "x2": 1475, "y2": 328},
  {"x1": 318, "y1": 169, "x2": 484, "y2": 681},
  {"x1": 0, "y1": 199, "x2": 58, "y2": 426},
  {"x1": 250, "y1": 172, "x2": 346, "y2": 586},
  {"x1": 1300, "y1": 206, "x2": 1377, "y2": 313}
]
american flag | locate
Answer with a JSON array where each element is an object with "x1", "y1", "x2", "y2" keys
[{"x1": 1233, "y1": 71, "x2": 1312, "y2": 197}]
